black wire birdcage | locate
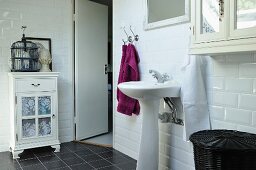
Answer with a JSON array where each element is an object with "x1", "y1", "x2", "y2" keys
[{"x1": 10, "y1": 27, "x2": 39, "y2": 72}]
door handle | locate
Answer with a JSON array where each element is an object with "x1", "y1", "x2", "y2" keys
[{"x1": 52, "y1": 114, "x2": 56, "y2": 119}]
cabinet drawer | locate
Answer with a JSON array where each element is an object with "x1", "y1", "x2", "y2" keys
[{"x1": 16, "y1": 79, "x2": 56, "y2": 92}]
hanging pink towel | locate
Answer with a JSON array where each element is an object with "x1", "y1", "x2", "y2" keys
[
  {"x1": 117, "y1": 45, "x2": 127, "y2": 102},
  {"x1": 117, "y1": 44, "x2": 140, "y2": 116}
]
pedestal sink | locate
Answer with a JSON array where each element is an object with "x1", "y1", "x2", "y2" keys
[{"x1": 118, "y1": 81, "x2": 180, "y2": 170}]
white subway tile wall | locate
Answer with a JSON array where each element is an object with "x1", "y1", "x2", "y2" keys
[
  {"x1": 0, "y1": 0, "x2": 74, "y2": 151},
  {"x1": 113, "y1": 0, "x2": 256, "y2": 170}
]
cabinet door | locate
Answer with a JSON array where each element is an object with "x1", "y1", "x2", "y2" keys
[
  {"x1": 17, "y1": 92, "x2": 57, "y2": 144},
  {"x1": 194, "y1": 0, "x2": 227, "y2": 43},
  {"x1": 230, "y1": 0, "x2": 256, "y2": 39}
]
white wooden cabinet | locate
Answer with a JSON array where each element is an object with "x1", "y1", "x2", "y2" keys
[
  {"x1": 8, "y1": 72, "x2": 60, "y2": 159},
  {"x1": 190, "y1": 0, "x2": 256, "y2": 54}
]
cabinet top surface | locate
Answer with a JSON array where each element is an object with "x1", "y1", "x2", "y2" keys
[{"x1": 8, "y1": 72, "x2": 59, "y2": 77}]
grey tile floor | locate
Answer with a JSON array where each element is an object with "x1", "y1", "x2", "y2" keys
[{"x1": 0, "y1": 142, "x2": 137, "y2": 170}]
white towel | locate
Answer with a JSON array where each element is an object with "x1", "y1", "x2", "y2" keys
[{"x1": 181, "y1": 55, "x2": 211, "y2": 141}]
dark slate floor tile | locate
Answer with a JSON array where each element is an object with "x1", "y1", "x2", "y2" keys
[
  {"x1": 62, "y1": 157, "x2": 84, "y2": 166},
  {"x1": 80, "y1": 154, "x2": 102, "y2": 162},
  {"x1": 54, "y1": 167, "x2": 71, "y2": 170},
  {"x1": 0, "y1": 142, "x2": 137, "y2": 170},
  {"x1": 55, "y1": 152, "x2": 79, "y2": 160},
  {"x1": 62, "y1": 142, "x2": 87, "y2": 151},
  {"x1": 43, "y1": 160, "x2": 67, "y2": 169},
  {"x1": 22, "y1": 164, "x2": 46, "y2": 170},
  {"x1": 58, "y1": 146, "x2": 72, "y2": 153},
  {"x1": 116, "y1": 162, "x2": 137, "y2": 170},
  {"x1": 112, "y1": 151, "x2": 132, "y2": 160},
  {"x1": 98, "y1": 151, "x2": 123, "y2": 159},
  {"x1": 74, "y1": 149, "x2": 94, "y2": 156},
  {"x1": 55, "y1": 167, "x2": 71, "y2": 170},
  {"x1": 88, "y1": 159, "x2": 112, "y2": 169},
  {"x1": 105, "y1": 156, "x2": 128, "y2": 165},
  {"x1": 124, "y1": 157, "x2": 137, "y2": 164},
  {"x1": 98, "y1": 165, "x2": 120, "y2": 170},
  {"x1": 38, "y1": 155, "x2": 60, "y2": 163},
  {"x1": 18, "y1": 158, "x2": 41, "y2": 167},
  {"x1": 70, "y1": 163, "x2": 95, "y2": 170},
  {"x1": 85, "y1": 146, "x2": 109, "y2": 153}
]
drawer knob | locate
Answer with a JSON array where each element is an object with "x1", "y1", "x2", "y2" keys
[{"x1": 31, "y1": 83, "x2": 40, "y2": 87}]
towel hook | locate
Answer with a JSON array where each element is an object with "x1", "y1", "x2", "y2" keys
[
  {"x1": 130, "y1": 25, "x2": 139, "y2": 42},
  {"x1": 122, "y1": 39, "x2": 127, "y2": 45},
  {"x1": 122, "y1": 26, "x2": 133, "y2": 43}
]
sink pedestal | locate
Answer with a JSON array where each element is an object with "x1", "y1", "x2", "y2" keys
[
  {"x1": 117, "y1": 80, "x2": 180, "y2": 170},
  {"x1": 137, "y1": 99, "x2": 160, "y2": 170}
]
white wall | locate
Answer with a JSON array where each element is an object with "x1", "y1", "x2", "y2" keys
[
  {"x1": 113, "y1": 0, "x2": 256, "y2": 170},
  {"x1": 0, "y1": 0, "x2": 74, "y2": 151}
]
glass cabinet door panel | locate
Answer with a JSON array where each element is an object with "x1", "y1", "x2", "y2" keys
[
  {"x1": 38, "y1": 117, "x2": 51, "y2": 136},
  {"x1": 38, "y1": 96, "x2": 51, "y2": 115},
  {"x1": 201, "y1": 0, "x2": 220, "y2": 34},
  {"x1": 22, "y1": 119, "x2": 36, "y2": 138},
  {"x1": 236, "y1": 0, "x2": 256, "y2": 29},
  {"x1": 22, "y1": 97, "x2": 35, "y2": 116}
]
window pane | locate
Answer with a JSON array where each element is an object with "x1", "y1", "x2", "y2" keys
[
  {"x1": 201, "y1": 0, "x2": 220, "y2": 34},
  {"x1": 22, "y1": 97, "x2": 35, "y2": 116},
  {"x1": 38, "y1": 117, "x2": 51, "y2": 136},
  {"x1": 38, "y1": 96, "x2": 51, "y2": 115},
  {"x1": 22, "y1": 119, "x2": 36, "y2": 138},
  {"x1": 236, "y1": 0, "x2": 256, "y2": 29}
]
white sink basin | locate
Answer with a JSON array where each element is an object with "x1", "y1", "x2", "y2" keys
[
  {"x1": 118, "y1": 81, "x2": 180, "y2": 100},
  {"x1": 117, "y1": 80, "x2": 180, "y2": 170}
]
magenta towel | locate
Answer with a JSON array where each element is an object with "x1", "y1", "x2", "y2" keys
[
  {"x1": 117, "y1": 45, "x2": 127, "y2": 102},
  {"x1": 117, "y1": 44, "x2": 140, "y2": 116}
]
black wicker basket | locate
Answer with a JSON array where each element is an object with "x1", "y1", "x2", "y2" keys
[{"x1": 190, "y1": 130, "x2": 256, "y2": 170}]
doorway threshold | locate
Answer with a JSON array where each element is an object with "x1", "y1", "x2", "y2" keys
[{"x1": 79, "y1": 132, "x2": 113, "y2": 147}]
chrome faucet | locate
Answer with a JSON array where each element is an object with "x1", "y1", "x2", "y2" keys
[{"x1": 149, "y1": 69, "x2": 170, "y2": 83}]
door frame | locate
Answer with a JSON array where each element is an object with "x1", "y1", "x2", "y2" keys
[{"x1": 72, "y1": 0, "x2": 114, "y2": 143}]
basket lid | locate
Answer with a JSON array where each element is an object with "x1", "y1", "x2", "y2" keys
[{"x1": 190, "y1": 130, "x2": 256, "y2": 151}]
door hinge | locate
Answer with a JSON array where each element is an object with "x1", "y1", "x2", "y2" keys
[
  {"x1": 16, "y1": 134, "x2": 18, "y2": 141},
  {"x1": 73, "y1": 13, "x2": 76, "y2": 21},
  {"x1": 104, "y1": 64, "x2": 112, "y2": 74},
  {"x1": 15, "y1": 96, "x2": 17, "y2": 104},
  {"x1": 74, "y1": 116, "x2": 77, "y2": 123},
  {"x1": 189, "y1": 26, "x2": 195, "y2": 35}
]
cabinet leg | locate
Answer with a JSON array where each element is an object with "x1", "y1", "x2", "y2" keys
[
  {"x1": 52, "y1": 144, "x2": 60, "y2": 152},
  {"x1": 12, "y1": 150, "x2": 24, "y2": 159}
]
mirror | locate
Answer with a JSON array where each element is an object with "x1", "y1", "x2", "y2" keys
[{"x1": 144, "y1": 0, "x2": 190, "y2": 30}]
